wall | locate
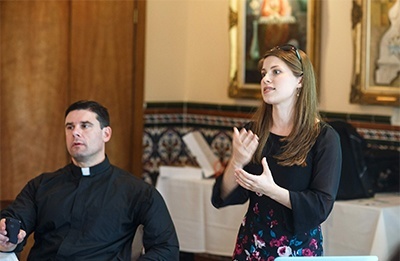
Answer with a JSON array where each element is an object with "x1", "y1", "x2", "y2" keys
[
  {"x1": 0, "y1": 0, "x2": 144, "y2": 200},
  {"x1": 144, "y1": 0, "x2": 399, "y2": 124}
]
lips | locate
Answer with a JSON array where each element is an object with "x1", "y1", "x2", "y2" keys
[
  {"x1": 72, "y1": 141, "x2": 84, "y2": 147},
  {"x1": 263, "y1": 86, "x2": 276, "y2": 93}
]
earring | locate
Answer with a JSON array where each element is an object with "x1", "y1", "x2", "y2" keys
[{"x1": 297, "y1": 88, "x2": 301, "y2": 97}]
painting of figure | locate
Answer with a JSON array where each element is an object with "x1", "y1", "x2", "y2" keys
[
  {"x1": 244, "y1": 0, "x2": 308, "y2": 84},
  {"x1": 373, "y1": 0, "x2": 399, "y2": 87}
]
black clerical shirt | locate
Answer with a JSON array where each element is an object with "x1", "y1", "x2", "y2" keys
[{"x1": 1, "y1": 157, "x2": 179, "y2": 260}]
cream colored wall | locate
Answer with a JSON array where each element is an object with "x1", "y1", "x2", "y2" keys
[{"x1": 145, "y1": 0, "x2": 399, "y2": 123}]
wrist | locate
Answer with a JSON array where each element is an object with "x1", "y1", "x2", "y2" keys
[
  {"x1": 0, "y1": 250, "x2": 14, "y2": 253},
  {"x1": 229, "y1": 159, "x2": 243, "y2": 169},
  {"x1": 0, "y1": 245, "x2": 17, "y2": 253},
  {"x1": 0, "y1": 247, "x2": 15, "y2": 253}
]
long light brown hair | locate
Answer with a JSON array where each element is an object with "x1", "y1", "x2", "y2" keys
[{"x1": 251, "y1": 46, "x2": 321, "y2": 167}]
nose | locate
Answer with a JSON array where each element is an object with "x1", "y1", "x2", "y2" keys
[
  {"x1": 72, "y1": 129, "x2": 81, "y2": 138},
  {"x1": 262, "y1": 74, "x2": 271, "y2": 84}
]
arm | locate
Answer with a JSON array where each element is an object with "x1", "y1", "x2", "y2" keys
[
  {"x1": 221, "y1": 127, "x2": 259, "y2": 199},
  {"x1": 289, "y1": 126, "x2": 342, "y2": 232},
  {"x1": 211, "y1": 127, "x2": 259, "y2": 208},
  {"x1": 0, "y1": 176, "x2": 41, "y2": 253},
  {"x1": 138, "y1": 188, "x2": 179, "y2": 261}
]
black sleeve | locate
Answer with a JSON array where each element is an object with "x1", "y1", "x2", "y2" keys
[
  {"x1": 1, "y1": 176, "x2": 42, "y2": 253},
  {"x1": 288, "y1": 125, "x2": 342, "y2": 233},
  {"x1": 211, "y1": 121, "x2": 253, "y2": 209},
  {"x1": 211, "y1": 173, "x2": 249, "y2": 209},
  {"x1": 138, "y1": 186, "x2": 179, "y2": 261}
]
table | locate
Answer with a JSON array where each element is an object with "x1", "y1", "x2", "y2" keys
[
  {"x1": 156, "y1": 166, "x2": 248, "y2": 256},
  {"x1": 322, "y1": 194, "x2": 400, "y2": 261},
  {"x1": 156, "y1": 166, "x2": 400, "y2": 260}
]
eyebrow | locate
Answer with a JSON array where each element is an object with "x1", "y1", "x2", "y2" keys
[
  {"x1": 65, "y1": 121, "x2": 93, "y2": 127},
  {"x1": 262, "y1": 65, "x2": 280, "y2": 71}
]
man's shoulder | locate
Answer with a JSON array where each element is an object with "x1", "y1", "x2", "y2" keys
[
  {"x1": 110, "y1": 165, "x2": 152, "y2": 188},
  {"x1": 39, "y1": 163, "x2": 72, "y2": 177}
]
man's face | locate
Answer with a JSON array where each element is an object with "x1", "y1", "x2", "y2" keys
[{"x1": 65, "y1": 110, "x2": 111, "y2": 167}]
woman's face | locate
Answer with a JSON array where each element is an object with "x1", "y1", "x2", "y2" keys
[{"x1": 260, "y1": 55, "x2": 302, "y2": 107}]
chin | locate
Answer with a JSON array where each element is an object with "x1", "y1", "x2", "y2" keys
[
  {"x1": 71, "y1": 153, "x2": 85, "y2": 162},
  {"x1": 262, "y1": 97, "x2": 274, "y2": 104}
]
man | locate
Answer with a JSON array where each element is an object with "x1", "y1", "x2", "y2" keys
[{"x1": 0, "y1": 100, "x2": 179, "y2": 260}]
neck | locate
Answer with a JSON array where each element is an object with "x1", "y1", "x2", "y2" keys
[
  {"x1": 71, "y1": 155, "x2": 106, "y2": 168},
  {"x1": 271, "y1": 106, "x2": 294, "y2": 136}
]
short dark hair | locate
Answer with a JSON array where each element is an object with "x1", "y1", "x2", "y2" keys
[{"x1": 65, "y1": 100, "x2": 110, "y2": 128}]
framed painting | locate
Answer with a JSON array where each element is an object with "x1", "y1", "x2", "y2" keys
[
  {"x1": 350, "y1": 0, "x2": 400, "y2": 106},
  {"x1": 228, "y1": 0, "x2": 321, "y2": 99}
]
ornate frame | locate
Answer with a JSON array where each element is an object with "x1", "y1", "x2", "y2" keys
[
  {"x1": 228, "y1": 0, "x2": 321, "y2": 99},
  {"x1": 350, "y1": 0, "x2": 400, "y2": 106}
]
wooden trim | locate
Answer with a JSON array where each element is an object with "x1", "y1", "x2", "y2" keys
[{"x1": 131, "y1": 0, "x2": 146, "y2": 177}]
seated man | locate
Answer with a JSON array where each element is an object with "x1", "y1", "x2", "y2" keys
[{"x1": 0, "y1": 100, "x2": 179, "y2": 260}]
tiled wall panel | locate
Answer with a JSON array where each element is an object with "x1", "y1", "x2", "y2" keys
[{"x1": 143, "y1": 103, "x2": 400, "y2": 191}]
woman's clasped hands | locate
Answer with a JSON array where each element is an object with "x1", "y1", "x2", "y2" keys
[{"x1": 231, "y1": 127, "x2": 277, "y2": 197}]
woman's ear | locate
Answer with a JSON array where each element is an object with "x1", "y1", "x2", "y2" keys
[{"x1": 297, "y1": 76, "x2": 303, "y2": 88}]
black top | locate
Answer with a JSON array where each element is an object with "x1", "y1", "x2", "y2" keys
[
  {"x1": 212, "y1": 123, "x2": 342, "y2": 259},
  {"x1": 1, "y1": 157, "x2": 179, "y2": 261}
]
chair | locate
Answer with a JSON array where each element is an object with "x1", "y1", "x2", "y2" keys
[{"x1": 275, "y1": 256, "x2": 378, "y2": 261}]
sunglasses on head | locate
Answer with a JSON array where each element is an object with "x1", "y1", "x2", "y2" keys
[{"x1": 273, "y1": 44, "x2": 303, "y2": 72}]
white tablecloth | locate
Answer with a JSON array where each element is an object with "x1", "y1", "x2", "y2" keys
[
  {"x1": 156, "y1": 166, "x2": 400, "y2": 260},
  {"x1": 156, "y1": 166, "x2": 248, "y2": 256},
  {"x1": 322, "y1": 194, "x2": 400, "y2": 261}
]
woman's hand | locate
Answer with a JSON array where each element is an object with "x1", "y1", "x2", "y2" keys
[
  {"x1": 220, "y1": 127, "x2": 259, "y2": 199},
  {"x1": 234, "y1": 157, "x2": 292, "y2": 208},
  {"x1": 234, "y1": 157, "x2": 276, "y2": 196},
  {"x1": 230, "y1": 127, "x2": 259, "y2": 168}
]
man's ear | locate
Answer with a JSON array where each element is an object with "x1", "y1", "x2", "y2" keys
[{"x1": 103, "y1": 126, "x2": 112, "y2": 142}]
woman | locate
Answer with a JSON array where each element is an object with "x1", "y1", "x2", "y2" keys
[{"x1": 212, "y1": 44, "x2": 342, "y2": 260}]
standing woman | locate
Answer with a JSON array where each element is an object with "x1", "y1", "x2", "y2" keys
[{"x1": 212, "y1": 45, "x2": 342, "y2": 260}]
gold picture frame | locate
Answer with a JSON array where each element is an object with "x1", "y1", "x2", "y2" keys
[
  {"x1": 228, "y1": 0, "x2": 321, "y2": 99},
  {"x1": 350, "y1": 0, "x2": 400, "y2": 106}
]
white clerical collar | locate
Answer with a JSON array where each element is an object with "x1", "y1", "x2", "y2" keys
[{"x1": 81, "y1": 167, "x2": 91, "y2": 176}]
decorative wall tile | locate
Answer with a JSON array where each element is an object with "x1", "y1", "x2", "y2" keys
[{"x1": 143, "y1": 102, "x2": 399, "y2": 187}]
